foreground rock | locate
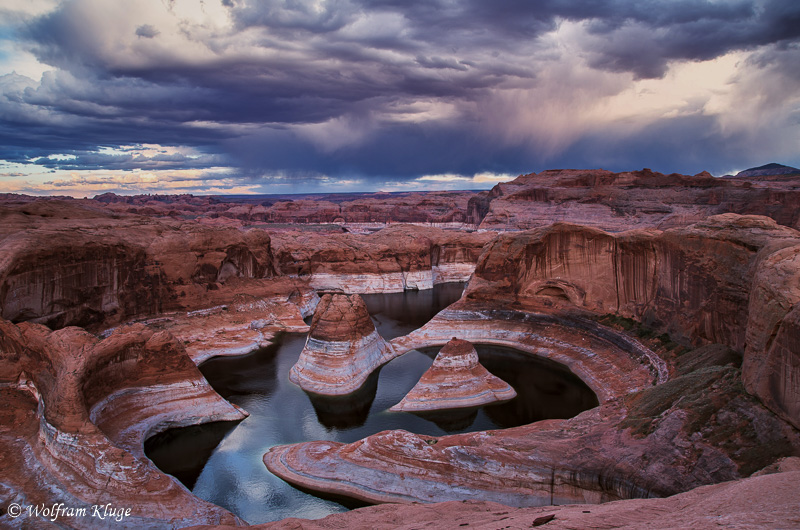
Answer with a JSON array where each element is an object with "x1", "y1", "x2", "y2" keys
[
  {"x1": 203, "y1": 469, "x2": 800, "y2": 529},
  {"x1": 0, "y1": 318, "x2": 245, "y2": 528},
  {"x1": 390, "y1": 338, "x2": 515, "y2": 412},
  {"x1": 289, "y1": 294, "x2": 394, "y2": 395}
]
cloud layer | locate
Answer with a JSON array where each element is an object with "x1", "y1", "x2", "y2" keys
[{"x1": 1, "y1": 0, "x2": 799, "y2": 195}]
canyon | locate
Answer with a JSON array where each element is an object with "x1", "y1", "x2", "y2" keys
[{"x1": 1, "y1": 166, "x2": 799, "y2": 528}]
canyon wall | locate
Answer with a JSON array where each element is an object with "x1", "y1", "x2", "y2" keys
[
  {"x1": 466, "y1": 213, "x2": 800, "y2": 428},
  {"x1": 0, "y1": 200, "x2": 280, "y2": 330},
  {"x1": 470, "y1": 169, "x2": 800, "y2": 231},
  {"x1": 272, "y1": 225, "x2": 494, "y2": 293}
]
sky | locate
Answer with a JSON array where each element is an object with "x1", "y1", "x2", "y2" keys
[{"x1": 0, "y1": 0, "x2": 798, "y2": 197}]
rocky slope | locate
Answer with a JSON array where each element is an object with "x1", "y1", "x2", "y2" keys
[{"x1": 469, "y1": 168, "x2": 800, "y2": 231}]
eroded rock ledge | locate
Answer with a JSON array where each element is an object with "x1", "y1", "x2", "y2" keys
[
  {"x1": 390, "y1": 338, "x2": 516, "y2": 412},
  {"x1": 229, "y1": 468, "x2": 800, "y2": 529},
  {"x1": 265, "y1": 362, "x2": 800, "y2": 508},
  {"x1": 0, "y1": 319, "x2": 246, "y2": 528}
]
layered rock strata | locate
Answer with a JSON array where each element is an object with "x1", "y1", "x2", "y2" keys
[
  {"x1": 0, "y1": 319, "x2": 246, "y2": 528},
  {"x1": 272, "y1": 225, "x2": 495, "y2": 293},
  {"x1": 466, "y1": 214, "x2": 800, "y2": 427},
  {"x1": 265, "y1": 361, "x2": 800, "y2": 508},
  {"x1": 390, "y1": 338, "x2": 516, "y2": 412},
  {"x1": 469, "y1": 168, "x2": 800, "y2": 231},
  {"x1": 388, "y1": 304, "x2": 663, "y2": 403},
  {"x1": 152, "y1": 287, "x2": 319, "y2": 364},
  {"x1": 0, "y1": 199, "x2": 280, "y2": 330},
  {"x1": 289, "y1": 294, "x2": 394, "y2": 395}
]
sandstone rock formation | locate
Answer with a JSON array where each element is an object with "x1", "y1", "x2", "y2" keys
[
  {"x1": 265, "y1": 361, "x2": 800, "y2": 508},
  {"x1": 468, "y1": 214, "x2": 800, "y2": 352},
  {"x1": 390, "y1": 338, "x2": 516, "y2": 412},
  {"x1": 3, "y1": 173, "x2": 800, "y2": 529},
  {"x1": 743, "y1": 242, "x2": 800, "y2": 429},
  {"x1": 465, "y1": 213, "x2": 800, "y2": 428},
  {"x1": 0, "y1": 198, "x2": 280, "y2": 330},
  {"x1": 0, "y1": 318, "x2": 246, "y2": 528},
  {"x1": 264, "y1": 214, "x2": 800, "y2": 510},
  {"x1": 272, "y1": 225, "x2": 494, "y2": 293},
  {"x1": 468, "y1": 168, "x2": 800, "y2": 231},
  {"x1": 289, "y1": 293, "x2": 394, "y2": 395},
  {"x1": 215, "y1": 469, "x2": 800, "y2": 529}
]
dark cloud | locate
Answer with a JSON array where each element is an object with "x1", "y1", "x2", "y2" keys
[
  {"x1": 1, "y1": 0, "x2": 799, "y2": 183},
  {"x1": 32, "y1": 151, "x2": 224, "y2": 171},
  {"x1": 135, "y1": 24, "x2": 159, "y2": 38}
]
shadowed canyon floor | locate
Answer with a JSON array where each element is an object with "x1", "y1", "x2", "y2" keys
[{"x1": 1, "y1": 167, "x2": 799, "y2": 528}]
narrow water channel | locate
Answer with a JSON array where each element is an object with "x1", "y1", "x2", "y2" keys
[{"x1": 145, "y1": 283, "x2": 598, "y2": 523}]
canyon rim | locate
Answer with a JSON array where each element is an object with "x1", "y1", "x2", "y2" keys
[{"x1": 0, "y1": 166, "x2": 799, "y2": 528}]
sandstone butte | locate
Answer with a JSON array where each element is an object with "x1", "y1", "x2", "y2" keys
[
  {"x1": 389, "y1": 338, "x2": 516, "y2": 412},
  {"x1": 0, "y1": 167, "x2": 799, "y2": 528},
  {"x1": 289, "y1": 293, "x2": 394, "y2": 396}
]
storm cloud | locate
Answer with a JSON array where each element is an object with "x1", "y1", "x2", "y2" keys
[{"x1": 1, "y1": 0, "x2": 799, "y2": 194}]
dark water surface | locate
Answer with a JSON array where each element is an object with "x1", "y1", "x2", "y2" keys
[{"x1": 145, "y1": 283, "x2": 597, "y2": 523}]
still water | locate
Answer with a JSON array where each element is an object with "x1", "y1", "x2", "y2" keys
[{"x1": 145, "y1": 283, "x2": 598, "y2": 523}]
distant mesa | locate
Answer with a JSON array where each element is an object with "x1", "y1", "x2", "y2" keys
[
  {"x1": 731, "y1": 163, "x2": 800, "y2": 179},
  {"x1": 390, "y1": 338, "x2": 517, "y2": 412},
  {"x1": 289, "y1": 293, "x2": 394, "y2": 395}
]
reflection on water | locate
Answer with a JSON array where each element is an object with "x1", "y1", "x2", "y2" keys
[
  {"x1": 307, "y1": 370, "x2": 380, "y2": 429},
  {"x1": 145, "y1": 282, "x2": 598, "y2": 524}
]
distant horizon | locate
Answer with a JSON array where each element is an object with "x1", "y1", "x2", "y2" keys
[{"x1": 5, "y1": 161, "x2": 799, "y2": 199}]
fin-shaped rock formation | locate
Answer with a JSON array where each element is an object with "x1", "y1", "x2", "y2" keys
[
  {"x1": 289, "y1": 293, "x2": 394, "y2": 395},
  {"x1": 390, "y1": 338, "x2": 516, "y2": 412}
]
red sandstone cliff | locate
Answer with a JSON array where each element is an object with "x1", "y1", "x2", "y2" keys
[
  {"x1": 469, "y1": 168, "x2": 800, "y2": 231},
  {"x1": 0, "y1": 200, "x2": 279, "y2": 329},
  {"x1": 466, "y1": 214, "x2": 800, "y2": 428},
  {"x1": 272, "y1": 225, "x2": 495, "y2": 292}
]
